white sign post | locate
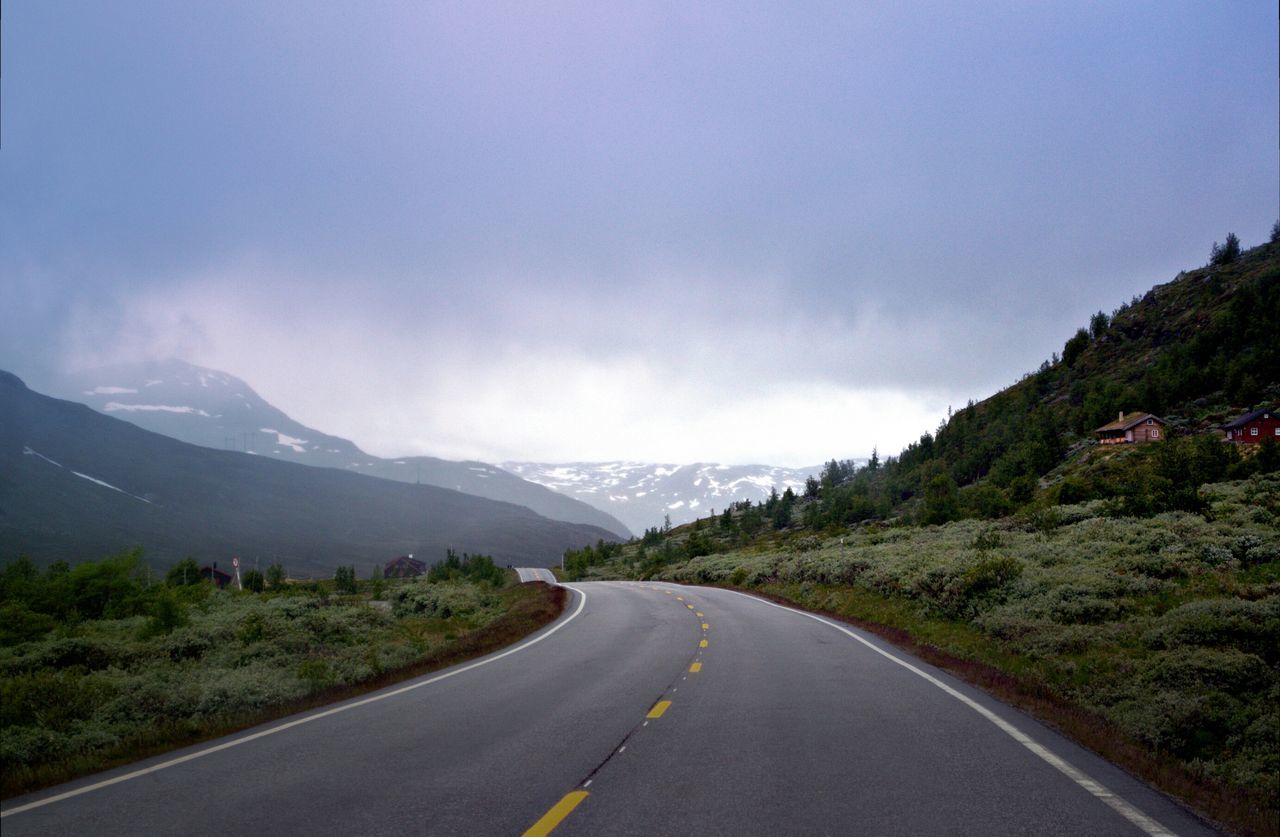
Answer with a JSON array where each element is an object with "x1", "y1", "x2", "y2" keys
[{"x1": 233, "y1": 556, "x2": 242, "y2": 591}]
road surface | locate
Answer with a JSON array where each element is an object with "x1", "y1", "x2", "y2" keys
[
  {"x1": 515, "y1": 567, "x2": 557, "y2": 584},
  {"x1": 1, "y1": 581, "x2": 1216, "y2": 835}
]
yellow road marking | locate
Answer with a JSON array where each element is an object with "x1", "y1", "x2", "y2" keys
[
  {"x1": 647, "y1": 700, "x2": 673, "y2": 719},
  {"x1": 695, "y1": 612, "x2": 703, "y2": 617},
  {"x1": 686, "y1": 604, "x2": 694, "y2": 609},
  {"x1": 676, "y1": 596, "x2": 684, "y2": 600},
  {"x1": 699, "y1": 639, "x2": 708, "y2": 648},
  {"x1": 522, "y1": 791, "x2": 589, "y2": 837},
  {"x1": 689, "y1": 662, "x2": 702, "y2": 673},
  {"x1": 702, "y1": 623, "x2": 710, "y2": 630}
]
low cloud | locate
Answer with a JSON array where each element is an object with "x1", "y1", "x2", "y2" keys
[{"x1": 51, "y1": 265, "x2": 964, "y2": 465}]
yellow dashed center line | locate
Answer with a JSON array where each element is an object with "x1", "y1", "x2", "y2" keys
[
  {"x1": 522, "y1": 791, "x2": 589, "y2": 837},
  {"x1": 689, "y1": 662, "x2": 702, "y2": 673},
  {"x1": 702, "y1": 623, "x2": 710, "y2": 630},
  {"x1": 647, "y1": 700, "x2": 673, "y2": 719},
  {"x1": 676, "y1": 596, "x2": 684, "y2": 601},
  {"x1": 699, "y1": 639, "x2": 708, "y2": 648},
  {"x1": 686, "y1": 604, "x2": 694, "y2": 610},
  {"x1": 695, "y1": 612, "x2": 703, "y2": 617}
]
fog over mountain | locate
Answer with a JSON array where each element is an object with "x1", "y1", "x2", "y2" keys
[{"x1": 46, "y1": 359, "x2": 631, "y2": 538}]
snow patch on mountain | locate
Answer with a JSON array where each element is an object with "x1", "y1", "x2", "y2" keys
[
  {"x1": 260, "y1": 428, "x2": 308, "y2": 453},
  {"x1": 23, "y1": 446, "x2": 151, "y2": 503},
  {"x1": 85, "y1": 386, "x2": 137, "y2": 395},
  {"x1": 104, "y1": 402, "x2": 211, "y2": 416}
]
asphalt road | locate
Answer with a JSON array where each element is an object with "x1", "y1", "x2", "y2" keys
[
  {"x1": 1, "y1": 581, "x2": 1218, "y2": 836},
  {"x1": 516, "y1": 567, "x2": 558, "y2": 583}
]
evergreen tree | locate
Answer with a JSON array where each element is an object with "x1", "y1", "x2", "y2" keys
[
  {"x1": 166, "y1": 558, "x2": 201, "y2": 586},
  {"x1": 333, "y1": 565, "x2": 357, "y2": 594},
  {"x1": 919, "y1": 466, "x2": 960, "y2": 525},
  {"x1": 266, "y1": 562, "x2": 286, "y2": 590},
  {"x1": 242, "y1": 568, "x2": 265, "y2": 593},
  {"x1": 1210, "y1": 232, "x2": 1241, "y2": 265}
]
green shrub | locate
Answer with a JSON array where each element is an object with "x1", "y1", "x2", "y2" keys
[
  {"x1": 1145, "y1": 598, "x2": 1280, "y2": 663},
  {"x1": 392, "y1": 581, "x2": 497, "y2": 620},
  {"x1": 0, "y1": 602, "x2": 57, "y2": 646}
]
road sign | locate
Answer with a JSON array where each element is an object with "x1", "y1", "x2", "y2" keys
[{"x1": 232, "y1": 556, "x2": 240, "y2": 568}]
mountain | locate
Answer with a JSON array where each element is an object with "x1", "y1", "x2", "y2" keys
[
  {"x1": 45, "y1": 359, "x2": 630, "y2": 538},
  {"x1": 0, "y1": 371, "x2": 618, "y2": 573},
  {"x1": 499, "y1": 461, "x2": 851, "y2": 534}
]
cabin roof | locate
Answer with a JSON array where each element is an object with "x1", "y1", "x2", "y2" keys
[
  {"x1": 1095, "y1": 412, "x2": 1166, "y2": 433},
  {"x1": 1222, "y1": 406, "x2": 1275, "y2": 429}
]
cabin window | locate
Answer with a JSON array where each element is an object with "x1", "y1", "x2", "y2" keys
[
  {"x1": 1251, "y1": 427, "x2": 1259, "y2": 436},
  {"x1": 1151, "y1": 429, "x2": 1159, "y2": 438},
  {"x1": 1146, "y1": 419, "x2": 1153, "y2": 425}
]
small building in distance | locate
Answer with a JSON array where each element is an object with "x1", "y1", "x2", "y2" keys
[
  {"x1": 200, "y1": 562, "x2": 234, "y2": 589},
  {"x1": 1095, "y1": 412, "x2": 1167, "y2": 445},
  {"x1": 384, "y1": 554, "x2": 427, "y2": 578},
  {"x1": 1222, "y1": 406, "x2": 1279, "y2": 443}
]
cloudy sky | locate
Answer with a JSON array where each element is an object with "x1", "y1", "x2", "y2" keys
[{"x1": 2, "y1": 2, "x2": 1276, "y2": 466}]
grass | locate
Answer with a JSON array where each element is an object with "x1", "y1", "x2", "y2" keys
[{"x1": 0, "y1": 579, "x2": 566, "y2": 799}]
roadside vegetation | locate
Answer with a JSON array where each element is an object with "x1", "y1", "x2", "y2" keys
[{"x1": 0, "y1": 549, "x2": 563, "y2": 798}]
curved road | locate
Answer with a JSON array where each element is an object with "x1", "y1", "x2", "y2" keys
[{"x1": 1, "y1": 580, "x2": 1216, "y2": 835}]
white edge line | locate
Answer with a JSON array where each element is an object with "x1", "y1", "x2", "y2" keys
[
  {"x1": 1, "y1": 585, "x2": 589, "y2": 818},
  {"x1": 704, "y1": 585, "x2": 1176, "y2": 837}
]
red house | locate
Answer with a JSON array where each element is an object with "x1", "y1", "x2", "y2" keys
[
  {"x1": 1222, "y1": 407, "x2": 1279, "y2": 444},
  {"x1": 1095, "y1": 412, "x2": 1167, "y2": 445},
  {"x1": 200, "y1": 562, "x2": 234, "y2": 589},
  {"x1": 384, "y1": 554, "x2": 427, "y2": 578}
]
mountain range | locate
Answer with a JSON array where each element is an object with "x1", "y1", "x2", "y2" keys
[
  {"x1": 0, "y1": 371, "x2": 617, "y2": 573},
  {"x1": 45, "y1": 359, "x2": 631, "y2": 538},
  {"x1": 499, "y1": 461, "x2": 841, "y2": 534},
  {"x1": 45, "y1": 359, "x2": 837, "y2": 535}
]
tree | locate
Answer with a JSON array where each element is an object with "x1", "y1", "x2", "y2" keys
[
  {"x1": 1210, "y1": 232, "x2": 1241, "y2": 266},
  {"x1": 1062, "y1": 328, "x2": 1090, "y2": 367},
  {"x1": 266, "y1": 562, "x2": 286, "y2": 590},
  {"x1": 1272, "y1": 219, "x2": 1280, "y2": 244},
  {"x1": 242, "y1": 568, "x2": 265, "y2": 593},
  {"x1": 139, "y1": 588, "x2": 188, "y2": 638},
  {"x1": 919, "y1": 466, "x2": 960, "y2": 526},
  {"x1": 334, "y1": 565, "x2": 357, "y2": 594},
  {"x1": 166, "y1": 557, "x2": 202, "y2": 586},
  {"x1": 1089, "y1": 310, "x2": 1109, "y2": 340}
]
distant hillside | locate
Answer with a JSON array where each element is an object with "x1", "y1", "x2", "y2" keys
[
  {"x1": 672, "y1": 235, "x2": 1280, "y2": 529},
  {"x1": 500, "y1": 461, "x2": 841, "y2": 533},
  {"x1": 874, "y1": 236, "x2": 1280, "y2": 506},
  {"x1": 45, "y1": 359, "x2": 630, "y2": 538},
  {"x1": 0, "y1": 372, "x2": 618, "y2": 573}
]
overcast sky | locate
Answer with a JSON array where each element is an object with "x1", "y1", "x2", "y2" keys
[{"x1": 2, "y1": 2, "x2": 1276, "y2": 466}]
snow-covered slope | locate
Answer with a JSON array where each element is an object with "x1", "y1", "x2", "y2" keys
[
  {"x1": 47, "y1": 360, "x2": 631, "y2": 538},
  {"x1": 498, "y1": 461, "x2": 859, "y2": 534}
]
